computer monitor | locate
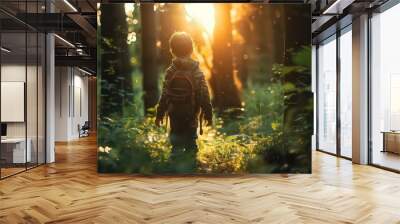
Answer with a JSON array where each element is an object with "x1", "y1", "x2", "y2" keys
[{"x1": 1, "y1": 123, "x2": 7, "y2": 137}]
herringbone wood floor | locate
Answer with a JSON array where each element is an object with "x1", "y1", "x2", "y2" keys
[{"x1": 1, "y1": 136, "x2": 400, "y2": 224}]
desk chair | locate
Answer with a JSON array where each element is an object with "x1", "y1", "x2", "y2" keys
[{"x1": 79, "y1": 121, "x2": 90, "y2": 138}]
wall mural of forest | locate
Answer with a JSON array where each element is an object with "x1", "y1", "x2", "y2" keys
[{"x1": 97, "y1": 3, "x2": 312, "y2": 174}]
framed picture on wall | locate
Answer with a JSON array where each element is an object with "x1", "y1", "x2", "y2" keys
[{"x1": 97, "y1": 3, "x2": 312, "y2": 174}]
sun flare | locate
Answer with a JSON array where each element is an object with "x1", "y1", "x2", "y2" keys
[
  {"x1": 124, "y1": 4, "x2": 135, "y2": 16},
  {"x1": 184, "y1": 3, "x2": 215, "y2": 35}
]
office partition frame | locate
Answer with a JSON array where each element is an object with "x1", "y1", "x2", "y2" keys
[
  {"x1": 0, "y1": 0, "x2": 48, "y2": 180},
  {"x1": 367, "y1": 0, "x2": 400, "y2": 173},
  {"x1": 315, "y1": 0, "x2": 400, "y2": 173},
  {"x1": 315, "y1": 24, "x2": 352, "y2": 161}
]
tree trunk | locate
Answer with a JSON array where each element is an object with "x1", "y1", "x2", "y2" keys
[
  {"x1": 159, "y1": 4, "x2": 187, "y2": 68},
  {"x1": 234, "y1": 43, "x2": 248, "y2": 87},
  {"x1": 99, "y1": 4, "x2": 132, "y2": 117},
  {"x1": 141, "y1": 3, "x2": 159, "y2": 114},
  {"x1": 210, "y1": 4, "x2": 242, "y2": 112},
  {"x1": 262, "y1": 6, "x2": 277, "y2": 77},
  {"x1": 271, "y1": 5, "x2": 287, "y2": 65}
]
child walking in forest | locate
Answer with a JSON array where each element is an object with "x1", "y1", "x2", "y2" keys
[{"x1": 155, "y1": 32, "x2": 213, "y2": 173}]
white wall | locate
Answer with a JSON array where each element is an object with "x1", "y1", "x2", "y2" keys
[
  {"x1": 55, "y1": 67, "x2": 89, "y2": 141},
  {"x1": 55, "y1": 66, "x2": 69, "y2": 141},
  {"x1": 72, "y1": 72, "x2": 89, "y2": 138}
]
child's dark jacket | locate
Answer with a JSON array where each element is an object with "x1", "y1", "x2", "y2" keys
[{"x1": 156, "y1": 57, "x2": 212, "y2": 134}]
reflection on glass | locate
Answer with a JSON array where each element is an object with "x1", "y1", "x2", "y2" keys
[
  {"x1": 1, "y1": 31, "x2": 27, "y2": 177},
  {"x1": 371, "y1": 4, "x2": 400, "y2": 171},
  {"x1": 38, "y1": 33, "x2": 46, "y2": 165},
  {"x1": 340, "y1": 29, "x2": 352, "y2": 158},
  {"x1": 0, "y1": 1, "x2": 47, "y2": 179},
  {"x1": 318, "y1": 37, "x2": 337, "y2": 154},
  {"x1": 27, "y1": 31, "x2": 38, "y2": 169}
]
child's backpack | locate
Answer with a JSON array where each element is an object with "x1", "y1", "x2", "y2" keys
[{"x1": 165, "y1": 67, "x2": 197, "y2": 118}]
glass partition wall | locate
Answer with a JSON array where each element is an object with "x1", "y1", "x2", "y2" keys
[
  {"x1": 370, "y1": 3, "x2": 400, "y2": 171},
  {"x1": 339, "y1": 27, "x2": 352, "y2": 159},
  {"x1": 0, "y1": 2, "x2": 46, "y2": 179},
  {"x1": 316, "y1": 26, "x2": 353, "y2": 159},
  {"x1": 317, "y1": 35, "x2": 337, "y2": 155},
  {"x1": 317, "y1": 0, "x2": 400, "y2": 171},
  {"x1": 0, "y1": 30, "x2": 27, "y2": 177}
]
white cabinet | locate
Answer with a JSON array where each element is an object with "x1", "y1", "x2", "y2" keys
[{"x1": 1, "y1": 138, "x2": 32, "y2": 163}]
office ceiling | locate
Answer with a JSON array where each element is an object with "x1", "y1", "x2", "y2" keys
[
  {"x1": 1, "y1": 0, "x2": 394, "y2": 74},
  {"x1": 1, "y1": 0, "x2": 97, "y2": 73},
  {"x1": 1, "y1": 32, "x2": 46, "y2": 64}
]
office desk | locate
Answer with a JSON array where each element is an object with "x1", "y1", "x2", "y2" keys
[
  {"x1": 382, "y1": 131, "x2": 400, "y2": 154},
  {"x1": 1, "y1": 138, "x2": 31, "y2": 163}
]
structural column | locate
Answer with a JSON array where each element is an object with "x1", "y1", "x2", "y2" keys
[
  {"x1": 46, "y1": 1, "x2": 55, "y2": 163},
  {"x1": 352, "y1": 14, "x2": 369, "y2": 164}
]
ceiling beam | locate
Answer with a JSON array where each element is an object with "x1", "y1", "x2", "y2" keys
[
  {"x1": 55, "y1": 55, "x2": 96, "y2": 72},
  {"x1": 67, "y1": 13, "x2": 97, "y2": 46}
]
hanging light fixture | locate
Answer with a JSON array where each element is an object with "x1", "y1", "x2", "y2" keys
[
  {"x1": 1, "y1": 47, "x2": 11, "y2": 53},
  {"x1": 63, "y1": 0, "x2": 78, "y2": 12}
]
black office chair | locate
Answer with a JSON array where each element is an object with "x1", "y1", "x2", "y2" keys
[{"x1": 79, "y1": 121, "x2": 90, "y2": 138}]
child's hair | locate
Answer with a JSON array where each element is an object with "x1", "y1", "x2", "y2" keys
[{"x1": 169, "y1": 32, "x2": 193, "y2": 58}]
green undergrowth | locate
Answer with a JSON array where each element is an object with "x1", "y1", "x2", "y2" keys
[
  {"x1": 98, "y1": 47, "x2": 312, "y2": 174},
  {"x1": 98, "y1": 81, "x2": 288, "y2": 174}
]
